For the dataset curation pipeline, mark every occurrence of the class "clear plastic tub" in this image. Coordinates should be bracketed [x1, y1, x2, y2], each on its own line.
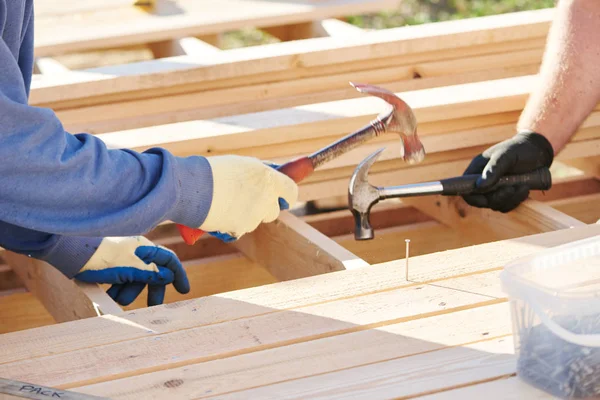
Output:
[500, 235, 600, 399]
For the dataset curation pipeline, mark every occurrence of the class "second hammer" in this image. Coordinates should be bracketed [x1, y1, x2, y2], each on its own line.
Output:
[348, 148, 552, 240]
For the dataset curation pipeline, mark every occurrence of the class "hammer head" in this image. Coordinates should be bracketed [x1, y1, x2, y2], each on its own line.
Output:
[350, 82, 425, 164]
[348, 147, 386, 240]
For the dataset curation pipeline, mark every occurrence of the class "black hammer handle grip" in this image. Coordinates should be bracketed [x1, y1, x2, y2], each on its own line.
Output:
[440, 167, 552, 196]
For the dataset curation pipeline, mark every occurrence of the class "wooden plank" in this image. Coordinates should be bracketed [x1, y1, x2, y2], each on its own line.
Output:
[3, 252, 122, 323]
[0, 265, 22, 292]
[0, 292, 55, 334]
[417, 376, 556, 400]
[548, 192, 600, 224]
[233, 212, 369, 281]
[29, 10, 553, 106]
[336, 221, 472, 265]
[118, 254, 278, 311]
[147, 36, 223, 58]
[402, 196, 585, 245]
[562, 155, 600, 178]
[55, 50, 543, 134]
[73, 302, 513, 399]
[0, 270, 504, 388]
[89, 75, 539, 161]
[33, 58, 70, 74]
[196, 337, 515, 400]
[3, 223, 600, 366]
[34, 0, 402, 56]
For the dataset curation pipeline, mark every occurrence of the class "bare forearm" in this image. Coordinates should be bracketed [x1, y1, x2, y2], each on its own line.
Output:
[517, 0, 600, 154]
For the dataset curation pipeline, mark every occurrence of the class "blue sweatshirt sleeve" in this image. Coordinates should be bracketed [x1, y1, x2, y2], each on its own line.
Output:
[0, 219, 102, 278]
[0, 13, 213, 237]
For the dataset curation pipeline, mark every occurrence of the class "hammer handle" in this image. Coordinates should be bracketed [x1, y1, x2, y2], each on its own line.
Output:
[177, 156, 315, 245]
[440, 167, 552, 196]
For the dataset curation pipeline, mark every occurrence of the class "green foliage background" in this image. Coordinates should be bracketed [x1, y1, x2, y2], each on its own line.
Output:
[222, 0, 556, 48]
[347, 0, 556, 28]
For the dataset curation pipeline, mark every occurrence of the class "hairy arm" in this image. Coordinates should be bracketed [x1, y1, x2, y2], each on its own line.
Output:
[517, 0, 600, 154]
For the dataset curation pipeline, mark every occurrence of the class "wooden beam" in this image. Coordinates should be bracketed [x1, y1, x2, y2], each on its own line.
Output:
[33, 0, 403, 57]
[0, 265, 22, 291]
[73, 302, 512, 399]
[0, 292, 55, 334]
[233, 211, 369, 281]
[403, 196, 585, 245]
[89, 74, 540, 160]
[3, 252, 123, 323]
[549, 192, 600, 224]
[4, 223, 600, 366]
[56, 50, 543, 134]
[562, 155, 600, 179]
[415, 376, 554, 399]
[29, 9, 553, 106]
[33, 57, 70, 74]
[147, 35, 222, 58]
[319, 18, 367, 37]
[0, 270, 505, 389]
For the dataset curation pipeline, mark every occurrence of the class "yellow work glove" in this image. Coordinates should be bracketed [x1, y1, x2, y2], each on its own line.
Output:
[74, 236, 189, 306]
[198, 155, 298, 240]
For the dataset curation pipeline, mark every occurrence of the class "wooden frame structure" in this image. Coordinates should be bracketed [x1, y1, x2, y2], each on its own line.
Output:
[1, 3, 599, 398]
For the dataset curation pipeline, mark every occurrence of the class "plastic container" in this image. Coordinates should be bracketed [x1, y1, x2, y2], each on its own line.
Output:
[500, 234, 600, 399]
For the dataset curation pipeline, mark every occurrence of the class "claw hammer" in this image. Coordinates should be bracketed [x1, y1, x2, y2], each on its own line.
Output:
[348, 148, 552, 240]
[177, 82, 426, 245]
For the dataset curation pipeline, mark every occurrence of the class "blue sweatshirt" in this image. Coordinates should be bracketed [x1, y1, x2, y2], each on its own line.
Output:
[0, 0, 214, 277]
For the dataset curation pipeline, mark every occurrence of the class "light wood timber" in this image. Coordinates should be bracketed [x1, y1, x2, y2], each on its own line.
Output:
[3, 252, 122, 323]
[34, 40, 546, 120]
[88, 75, 544, 162]
[262, 18, 366, 41]
[73, 302, 513, 399]
[3, 224, 600, 366]
[147, 35, 222, 58]
[562, 155, 600, 179]
[233, 211, 369, 281]
[28, 9, 553, 107]
[404, 196, 585, 246]
[33, 58, 70, 75]
[548, 192, 600, 224]
[55, 50, 544, 134]
[33, 0, 403, 57]
[0, 265, 22, 292]
[0, 270, 506, 388]
[114, 253, 278, 311]
[0, 292, 55, 335]
[194, 337, 515, 400]
[416, 376, 556, 399]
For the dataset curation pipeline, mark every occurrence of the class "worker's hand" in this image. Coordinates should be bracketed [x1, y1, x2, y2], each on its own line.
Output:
[74, 236, 190, 307]
[200, 155, 298, 241]
[462, 131, 554, 213]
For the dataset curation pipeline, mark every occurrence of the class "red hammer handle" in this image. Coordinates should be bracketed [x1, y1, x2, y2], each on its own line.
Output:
[176, 156, 314, 245]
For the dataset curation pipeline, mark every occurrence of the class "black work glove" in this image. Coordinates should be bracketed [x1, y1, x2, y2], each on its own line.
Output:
[462, 131, 554, 213]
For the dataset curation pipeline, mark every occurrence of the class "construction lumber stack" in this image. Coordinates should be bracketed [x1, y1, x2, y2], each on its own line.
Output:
[2, 3, 600, 397]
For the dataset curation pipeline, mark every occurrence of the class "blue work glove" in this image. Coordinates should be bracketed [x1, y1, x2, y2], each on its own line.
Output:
[73, 236, 190, 306]
[207, 161, 292, 243]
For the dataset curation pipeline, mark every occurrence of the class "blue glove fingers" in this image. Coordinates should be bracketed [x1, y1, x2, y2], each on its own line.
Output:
[106, 284, 123, 301]
[278, 198, 289, 210]
[75, 266, 174, 285]
[208, 231, 237, 242]
[114, 282, 146, 306]
[147, 283, 166, 307]
[135, 246, 190, 294]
